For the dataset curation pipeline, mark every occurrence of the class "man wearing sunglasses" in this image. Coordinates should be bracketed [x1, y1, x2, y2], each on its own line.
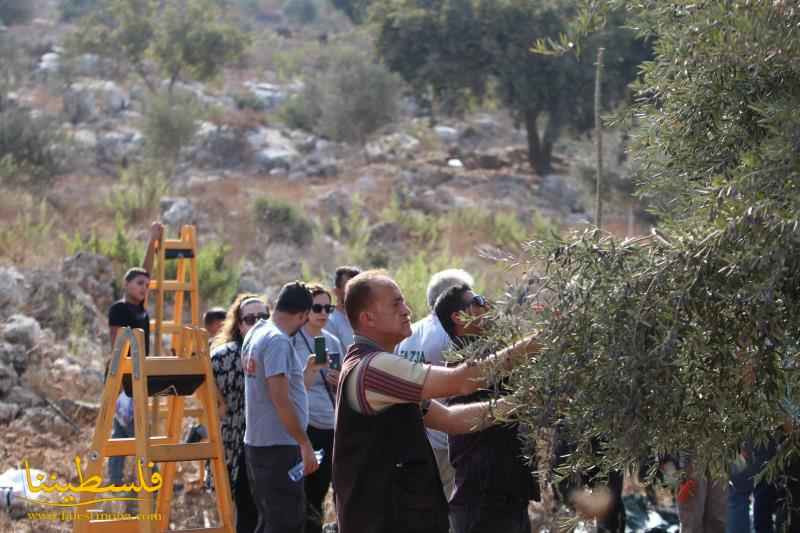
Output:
[435, 284, 537, 533]
[242, 281, 321, 533]
[332, 271, 540, 533]
[396, 268, 475, 504]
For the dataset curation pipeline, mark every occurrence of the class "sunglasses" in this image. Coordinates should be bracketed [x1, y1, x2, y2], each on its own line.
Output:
[468, 294, 488, 308]
[311, 304, 335, 314]
[241, 312, 270, 326]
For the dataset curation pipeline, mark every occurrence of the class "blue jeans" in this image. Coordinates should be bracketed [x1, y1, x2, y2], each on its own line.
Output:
[108, 417, 134, 485]
[727, 443, 779, 533]
[727, 463, 754, 533]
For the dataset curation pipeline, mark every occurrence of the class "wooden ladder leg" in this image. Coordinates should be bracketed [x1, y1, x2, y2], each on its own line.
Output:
[195, 328, 235, 531]
[74, 331, 133, 532]
[132, 328, 157, 533]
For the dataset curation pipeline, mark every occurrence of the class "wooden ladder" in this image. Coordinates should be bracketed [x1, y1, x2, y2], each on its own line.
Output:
[73, 326, 234, 533]
[151, 224, 200, 358]
[147, 225, 208, 482]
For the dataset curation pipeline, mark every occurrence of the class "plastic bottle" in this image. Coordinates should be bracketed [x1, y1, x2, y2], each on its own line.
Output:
[288, 449, 324, 482]
[0, 487, 12, 509]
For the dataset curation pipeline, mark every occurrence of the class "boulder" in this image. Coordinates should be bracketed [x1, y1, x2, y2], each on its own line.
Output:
[16, 407, 75, 439]
[465, 174, 538, 214]
[37, 52, 60, 75]
[0, 341, 17, 372]
[317, 190, 352, 220]
[365, 133, 420, 162]
[74, 53, 113, 78]
[406, 187, 455, 214]
[434, 125, 459, 144]
[255, 147, 296, 171]
[4, 386, 42, 410]
[0, 266, 26, 319]
[97, 127, 144, 164]
[192, 122, 250, 169]
[540, 173, 583, 213]
[248, 127, 299, 171]
[64, 80, 129, 123]
[243, 82, 289, 111]
[2, 315, 42, 350]
[160, 197, 195, 228]
[25, 271, 106, 342]
[467, 148, 509, 170]
[0, 402, 20, 424]
[72, 129, 98, 150]
[400, 167, 452, 190]
[0, 361, 17, 396]
[354, 174, 380, 194]
[62, 252, 115, 312]
[292, 156, 338, 180]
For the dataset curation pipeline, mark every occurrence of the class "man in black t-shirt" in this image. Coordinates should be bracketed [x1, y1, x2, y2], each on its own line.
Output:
[107, 221, 162, 485]
[108, 285, 151, 356]
[435, 284, 539, 533]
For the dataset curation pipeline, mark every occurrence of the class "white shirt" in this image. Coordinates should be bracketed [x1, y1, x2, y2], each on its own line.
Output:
[396, 313, 452, 449]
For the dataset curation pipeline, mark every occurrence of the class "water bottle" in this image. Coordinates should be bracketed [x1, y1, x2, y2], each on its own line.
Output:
[0, 487, 12, 509]
[288, 449, 324, 482]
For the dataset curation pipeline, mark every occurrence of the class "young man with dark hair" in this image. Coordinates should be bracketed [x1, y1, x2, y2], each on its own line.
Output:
[107, 221, 163, 486]
[242, 281, 325, 533]
[332, 271, 540, 533]
[326, 266, 361, 351]
[435, 284, 538, 533]
[204, 307, 228, 340]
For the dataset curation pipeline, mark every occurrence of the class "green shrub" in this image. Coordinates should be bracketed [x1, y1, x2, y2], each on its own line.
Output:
[0, 0, 32, 25]
[59, 0, 99, 21]
[141, 92, 201, 164]
[316, 46, 401, 143]
[279, 91, 322, 132]
[0, 200, 55, 264]
[196, 241, 240, 306]
[106, 163, 170, 224]
[278, 44, 401, 143]
[0, 108, 62, 190]
[282, 0, 317, 24]
[62, 214, 143, 293]
[392, 251, 456, 320]
[252, 196, 315, 247]
[233, 91, 267, 112]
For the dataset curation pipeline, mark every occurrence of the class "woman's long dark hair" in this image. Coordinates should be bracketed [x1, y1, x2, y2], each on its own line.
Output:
[211, 293, 268, 349]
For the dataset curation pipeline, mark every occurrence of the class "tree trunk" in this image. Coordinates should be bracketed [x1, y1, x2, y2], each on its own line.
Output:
[524, 109, 553, 175]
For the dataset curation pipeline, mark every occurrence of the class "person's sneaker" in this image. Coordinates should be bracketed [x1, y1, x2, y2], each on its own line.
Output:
[322, 522, 338, 533]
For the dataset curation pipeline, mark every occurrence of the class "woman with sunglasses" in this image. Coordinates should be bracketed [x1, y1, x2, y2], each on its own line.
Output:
[210, 293, 270, 533]
[293, 284, 343, 533]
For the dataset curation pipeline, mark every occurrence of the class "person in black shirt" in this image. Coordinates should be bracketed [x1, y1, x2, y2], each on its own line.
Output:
[435, 284, 539, 533]
[107, 221, 162, 485]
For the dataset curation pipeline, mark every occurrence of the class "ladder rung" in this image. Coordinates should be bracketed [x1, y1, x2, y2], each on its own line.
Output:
[103, 435, 169, 456]
[160, 407, 205, 417]
[154, 321, 185, 334]
[149, 280, 193, 291]
[163, 239, 193, 250]
[143, 357, 206, 376]
[148, 442, 216, 462]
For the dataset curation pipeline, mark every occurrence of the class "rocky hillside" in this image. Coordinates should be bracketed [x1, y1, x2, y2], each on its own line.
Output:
[0, 2, 646, 530]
